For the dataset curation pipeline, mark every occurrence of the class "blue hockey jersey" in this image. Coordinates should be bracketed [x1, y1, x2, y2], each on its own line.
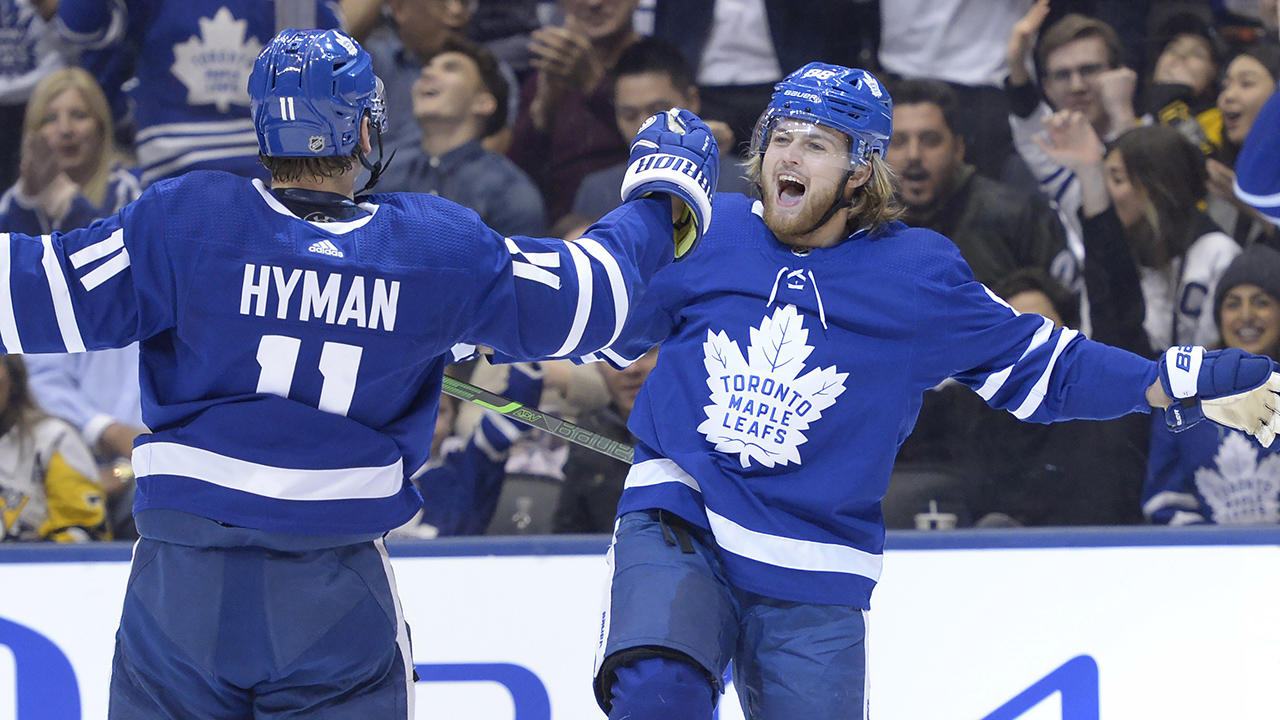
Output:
[0, 171, 675, 536]
[590, 193, 1160, 607]
[1144, 415, 1280, 525]
[1233, 90, 1280, 225]
[54, 0, 343, 186]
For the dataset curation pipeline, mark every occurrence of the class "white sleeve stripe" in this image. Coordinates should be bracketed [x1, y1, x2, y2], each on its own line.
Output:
[69, 228, 124, 268]
[41, 235, 86, 353]
[0, 236, 22, 353]
[513, 261, 561, 289]
[1233, 177, 1280, 208]
[1012, 328, 1079, 420]
[976, 317, 1054, 401]
[79, 246, 130, 292]
[550, 242, 593, 357]
[602, 348, 635, 368]
[572, 236, 628, 348]
[1143, 490, 1201, 517]
[504, 237, 560, 267]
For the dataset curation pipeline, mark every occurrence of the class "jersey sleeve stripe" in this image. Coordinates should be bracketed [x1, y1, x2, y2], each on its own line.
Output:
[0, 236, 23, 353]
[1142, 490, 1201, 517]
[975, 316, 1054, 401]
[68, 228, 124, 268]
[550, 242, 594, 357]
[706, 507, 884, 581]
[573, 236, 629, 348]
[1011, 328, 1079, 419]
[41, 236, 86, 353]
[78, 246, 130, 292]
[504, 237, 561, 267]
[132, 441, 404, 500]
[512, 262, 561, 289]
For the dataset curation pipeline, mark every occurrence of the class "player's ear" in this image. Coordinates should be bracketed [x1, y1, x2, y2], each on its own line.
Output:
[846, 161, 873, 195]
[359, 116, 373, 157]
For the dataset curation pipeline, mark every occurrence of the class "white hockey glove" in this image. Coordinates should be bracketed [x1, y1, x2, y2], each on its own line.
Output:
[621, 107, 718, 260]
[1158, 346, 1280, 447]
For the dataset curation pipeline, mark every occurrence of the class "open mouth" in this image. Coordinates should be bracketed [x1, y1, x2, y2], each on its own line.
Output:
[776, 173, 806, 208]
[1233, 326, 1263, 343]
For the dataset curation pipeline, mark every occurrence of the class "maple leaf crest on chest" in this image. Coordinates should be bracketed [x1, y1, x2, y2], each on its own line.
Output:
[697, 304, 847, 469]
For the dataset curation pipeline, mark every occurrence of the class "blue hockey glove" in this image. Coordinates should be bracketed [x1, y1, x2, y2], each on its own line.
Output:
[475, 363, 544, 459]
[620, 107, 718, 261]
[1158, 346, 1280, 446]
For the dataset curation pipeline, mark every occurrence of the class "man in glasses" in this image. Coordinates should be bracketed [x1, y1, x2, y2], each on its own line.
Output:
[1003, 2, 1140, 337]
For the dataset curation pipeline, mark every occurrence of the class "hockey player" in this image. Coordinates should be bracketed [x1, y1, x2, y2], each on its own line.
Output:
[586, 63, 1280, 720]
[0, 28, 717, 719]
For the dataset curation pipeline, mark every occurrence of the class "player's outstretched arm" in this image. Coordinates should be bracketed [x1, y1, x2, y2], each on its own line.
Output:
[1156, 346, 1280, 447]
[621, 108, 719, 260]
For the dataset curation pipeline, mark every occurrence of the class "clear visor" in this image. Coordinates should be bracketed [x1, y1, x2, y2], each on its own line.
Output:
[749, 115, 859, 171]
[369, 76, 388, 132]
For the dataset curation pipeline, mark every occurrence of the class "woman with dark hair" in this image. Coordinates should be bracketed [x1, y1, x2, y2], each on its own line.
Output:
[1206, 43, 1280, 246]
[1036, 117, 1239, 354]
[1144, 243, 1280, 524]
[0, 355, 108, 542]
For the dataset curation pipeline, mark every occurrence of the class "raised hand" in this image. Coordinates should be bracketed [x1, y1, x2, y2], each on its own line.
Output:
[1032, 110, 1105, 172]
[1008, 0, 1050, 86]
[527, 20, 603, 131]
[621, 108, 719, 260]
[1096, 67, 1138, 129]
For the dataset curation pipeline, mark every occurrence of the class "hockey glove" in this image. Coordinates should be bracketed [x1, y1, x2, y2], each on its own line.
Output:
[1158, 346, 1280, 447]
[620, 107, 718, 261]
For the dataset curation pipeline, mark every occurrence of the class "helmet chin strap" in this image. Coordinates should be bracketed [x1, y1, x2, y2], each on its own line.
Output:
[354, 114, 396, 196]
[798, 167, 856, 238]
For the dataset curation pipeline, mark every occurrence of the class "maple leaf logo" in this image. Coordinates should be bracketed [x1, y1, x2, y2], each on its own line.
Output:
[1194, 432, 1280, 524]
[696, 304, 846, 468]
[170, 7, 263, 112]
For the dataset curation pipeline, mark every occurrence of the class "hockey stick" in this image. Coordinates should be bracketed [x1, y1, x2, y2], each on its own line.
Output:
[441, 375, 635, 464]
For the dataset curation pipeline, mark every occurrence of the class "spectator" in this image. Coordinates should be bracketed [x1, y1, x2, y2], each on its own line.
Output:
[0, 0, 71, 189]
[407, 363, 545, 537]
[572, 38, 750, 220]
[878, 0, 1030, 179]
[0, 67, 144, 538]
[1037, 117, 1240, 353]
[552, 346, 656, 534]
[1144, 12, 1225, 157]
[1144, 243, 1280, 525]
[1005, 5, 1140, 329]
[361, 0, 479, 154]
[0, 354, 108, 542]
[884, 78, 1069, 289]
[507, 0, 639, 224]
[376, 38, 546, 237]
[53, 0, 343, 186]
[1233, 2, 1280, 226]
[1207, 44, 1280, 246]
[0, 67, 140, 233]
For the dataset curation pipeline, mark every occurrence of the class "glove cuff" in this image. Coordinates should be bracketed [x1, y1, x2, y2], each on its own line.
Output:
[621, 154, 714, 235]
[1163, 397, 1205, 432]
[1159, 345, 1204, 399]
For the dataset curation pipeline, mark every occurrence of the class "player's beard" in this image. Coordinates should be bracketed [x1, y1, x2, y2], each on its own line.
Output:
[761, 175, 845, 246]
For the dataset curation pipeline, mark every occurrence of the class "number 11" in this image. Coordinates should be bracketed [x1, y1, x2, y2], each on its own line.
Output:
[256, 334, 363, 417]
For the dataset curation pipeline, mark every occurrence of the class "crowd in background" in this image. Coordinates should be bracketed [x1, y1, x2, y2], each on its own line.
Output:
[2, 0, 1280, 542]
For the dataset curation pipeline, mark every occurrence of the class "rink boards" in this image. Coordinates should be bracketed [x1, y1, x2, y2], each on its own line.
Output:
[1, 527, 1279, 720]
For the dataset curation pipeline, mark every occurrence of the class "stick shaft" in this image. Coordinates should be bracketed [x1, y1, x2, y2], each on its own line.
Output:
[441, 375, 635, 464]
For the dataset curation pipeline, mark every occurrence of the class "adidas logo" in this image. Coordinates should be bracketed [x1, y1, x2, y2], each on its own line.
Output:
[307, 239, 344, 258]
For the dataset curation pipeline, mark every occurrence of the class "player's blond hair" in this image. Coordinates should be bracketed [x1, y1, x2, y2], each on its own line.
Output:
[23, 68, 117, 208]
[744, 149, 904, 235]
